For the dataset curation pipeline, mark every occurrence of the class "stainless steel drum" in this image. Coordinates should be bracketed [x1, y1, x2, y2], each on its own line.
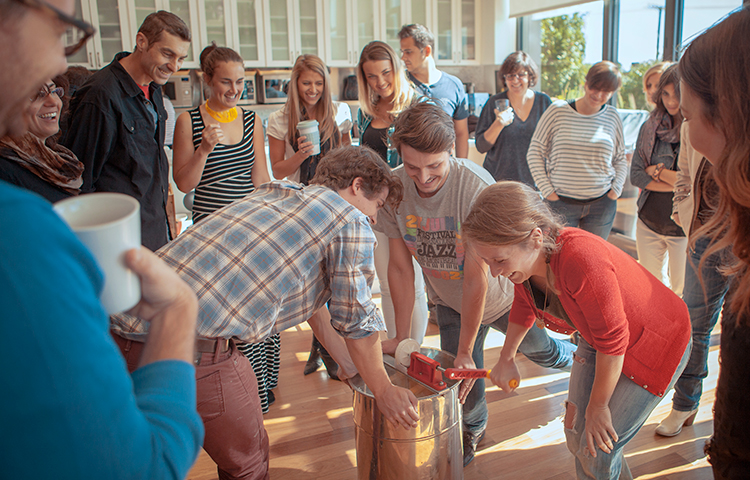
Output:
[351, 347, 463, 480]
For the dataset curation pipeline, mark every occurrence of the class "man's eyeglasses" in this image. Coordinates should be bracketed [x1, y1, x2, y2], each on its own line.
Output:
[31, 84, 65, 102]
[13, 0, 95, 56]
[504, 73, 529, 81]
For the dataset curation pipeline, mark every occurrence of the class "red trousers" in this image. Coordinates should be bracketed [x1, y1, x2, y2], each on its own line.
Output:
[113, 333, 270, 480]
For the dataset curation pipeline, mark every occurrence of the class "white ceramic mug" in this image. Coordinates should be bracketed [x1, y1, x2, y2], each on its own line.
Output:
[298, 119, 321, 155]
[54, 193, 141, 314]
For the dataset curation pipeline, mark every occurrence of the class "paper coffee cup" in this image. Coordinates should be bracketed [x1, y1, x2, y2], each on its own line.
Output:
[495, 98, 509, 111]
[298, 119, 321, 155]
[54, 193, 141, 315]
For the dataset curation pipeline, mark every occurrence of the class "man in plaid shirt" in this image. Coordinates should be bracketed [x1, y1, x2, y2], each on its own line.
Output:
[111, 146, 419, 479]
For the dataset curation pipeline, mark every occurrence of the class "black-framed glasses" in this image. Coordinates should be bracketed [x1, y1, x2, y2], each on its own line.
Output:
[13, 0, 95, 56]
[504, 73, 529, 81]
[31, 84, 65, 102]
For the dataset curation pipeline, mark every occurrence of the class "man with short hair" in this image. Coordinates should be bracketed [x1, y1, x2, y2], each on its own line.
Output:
[63, 10, 191, 250]
[0, 0, 203, 477]
[398, 23, 470, 158]
[112, 146, 420, 479]
[377, 102, 576, 466]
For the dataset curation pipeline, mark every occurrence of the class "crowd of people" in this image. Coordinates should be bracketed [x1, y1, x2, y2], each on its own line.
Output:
[1, 3, 749, 479]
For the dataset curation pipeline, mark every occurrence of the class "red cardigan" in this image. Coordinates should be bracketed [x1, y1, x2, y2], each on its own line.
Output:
[509, 228, 691, 397]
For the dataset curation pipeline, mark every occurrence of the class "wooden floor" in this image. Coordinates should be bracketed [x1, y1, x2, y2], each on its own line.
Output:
[187, 314, 719, 480]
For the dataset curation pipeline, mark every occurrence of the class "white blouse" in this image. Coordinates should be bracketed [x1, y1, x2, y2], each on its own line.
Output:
[266, 101, 353, 182]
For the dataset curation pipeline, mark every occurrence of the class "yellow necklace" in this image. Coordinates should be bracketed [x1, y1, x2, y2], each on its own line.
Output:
[205, 101, 238, 123]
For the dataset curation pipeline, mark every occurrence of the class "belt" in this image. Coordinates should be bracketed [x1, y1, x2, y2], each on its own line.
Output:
[195, 337, 231, 354]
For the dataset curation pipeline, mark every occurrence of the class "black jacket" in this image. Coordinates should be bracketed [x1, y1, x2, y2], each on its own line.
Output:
[63, 52, 171, 251]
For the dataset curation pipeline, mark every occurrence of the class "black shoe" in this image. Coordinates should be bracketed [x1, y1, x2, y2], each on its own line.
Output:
[319, 350, 340, 381]
[462, 428, 486, 467]
[267, 389, 275, 406]
[304, 344, 322, 375]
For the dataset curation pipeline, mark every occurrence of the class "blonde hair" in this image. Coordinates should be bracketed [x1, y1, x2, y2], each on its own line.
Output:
[679, 7, 750, 320]
[356, 41, 416, 119]
[284, 54, 340, 150]
[462, 182, 564, 290]
[642, 61, 671, 96]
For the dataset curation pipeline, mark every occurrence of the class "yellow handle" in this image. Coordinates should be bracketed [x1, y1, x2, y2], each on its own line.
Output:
[485, 370, 518, 389]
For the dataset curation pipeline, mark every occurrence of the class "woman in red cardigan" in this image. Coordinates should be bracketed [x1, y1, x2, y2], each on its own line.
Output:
[462, 181, 691, 480]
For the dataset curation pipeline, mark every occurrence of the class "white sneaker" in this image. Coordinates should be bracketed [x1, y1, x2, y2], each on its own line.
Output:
[655, 408, 698, 437]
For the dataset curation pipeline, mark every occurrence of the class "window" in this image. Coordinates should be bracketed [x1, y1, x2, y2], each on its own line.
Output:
[519, 1, 604, 101]
[617, 0, 666, 110]
[680, 0, 742, 50]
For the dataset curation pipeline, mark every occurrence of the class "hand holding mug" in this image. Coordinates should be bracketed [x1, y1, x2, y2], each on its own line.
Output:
[297, 135, 313, 160]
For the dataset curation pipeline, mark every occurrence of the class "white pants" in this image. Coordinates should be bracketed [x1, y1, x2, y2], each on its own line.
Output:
[635, 218, 688, 297]
[373, 230, 429, 343]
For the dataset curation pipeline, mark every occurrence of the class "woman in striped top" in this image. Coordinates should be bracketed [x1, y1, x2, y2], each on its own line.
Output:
[172, 44, 277, 414]
[172, 44, 270, 222]
[527, 61, 627, 240]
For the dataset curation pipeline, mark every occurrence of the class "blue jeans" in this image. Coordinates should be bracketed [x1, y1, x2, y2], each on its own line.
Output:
[435, 305, 576, 436]
[565, 337, 691, 480]
[671, 235, 730, 412]
[548, 194, 618, 240]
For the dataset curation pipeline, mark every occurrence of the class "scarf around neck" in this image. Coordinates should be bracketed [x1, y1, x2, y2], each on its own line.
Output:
[0, 133, 84, 195]
[638, 109, 681, 168]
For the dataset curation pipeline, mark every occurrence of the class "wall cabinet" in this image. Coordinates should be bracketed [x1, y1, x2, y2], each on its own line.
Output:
[69, 0, 479, 70]
[262, 0, 324, 66]
[434, 0, 479, 65]
[67, 0, 132, 69]
[196, 0, 265, 67]
[324, 0, 380, 67]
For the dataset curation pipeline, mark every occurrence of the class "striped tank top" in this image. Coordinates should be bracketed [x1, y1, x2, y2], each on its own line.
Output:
[189, 107, 257, 223]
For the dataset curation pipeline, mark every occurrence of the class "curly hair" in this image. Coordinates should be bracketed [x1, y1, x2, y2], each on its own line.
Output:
[310, 145, 403, 211]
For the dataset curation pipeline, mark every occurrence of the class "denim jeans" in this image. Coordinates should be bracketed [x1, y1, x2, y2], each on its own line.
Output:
[671, 235, 730, 412]
[548, 194, 618, 240]
[435, 305, 576, 436]
[565, 337, 691, 480]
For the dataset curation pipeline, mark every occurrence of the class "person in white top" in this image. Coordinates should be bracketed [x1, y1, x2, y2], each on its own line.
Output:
[267, 54, 352, 184]
[266, 54, 352, 378]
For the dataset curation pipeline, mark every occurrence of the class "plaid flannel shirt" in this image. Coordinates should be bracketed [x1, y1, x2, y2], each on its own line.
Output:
[111, 181, 385, 342]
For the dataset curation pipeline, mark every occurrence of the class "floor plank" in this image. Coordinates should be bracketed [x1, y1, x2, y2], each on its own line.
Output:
[188, 318, 719, 479]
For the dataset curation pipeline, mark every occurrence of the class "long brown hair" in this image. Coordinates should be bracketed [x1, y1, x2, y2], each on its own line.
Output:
[284, 54, 339, 150]
[356, 41, 416, 119]
[462, 181, 565, 290]
[679, 7, 750, 319]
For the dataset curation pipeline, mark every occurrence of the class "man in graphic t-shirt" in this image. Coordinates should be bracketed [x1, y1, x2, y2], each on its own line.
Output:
[374, 102, 576, 467]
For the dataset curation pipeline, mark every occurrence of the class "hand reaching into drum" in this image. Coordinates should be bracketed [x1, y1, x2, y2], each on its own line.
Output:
[374, 384, 419, 429]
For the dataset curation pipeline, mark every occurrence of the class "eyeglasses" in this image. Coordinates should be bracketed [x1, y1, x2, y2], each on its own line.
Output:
[31, 84, 65, 102]
[503, 73, 529, 81]
[13, 0, 95, 56]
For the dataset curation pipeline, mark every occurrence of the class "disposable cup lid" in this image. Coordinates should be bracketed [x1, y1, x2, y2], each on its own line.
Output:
[297, 119, 319, 130]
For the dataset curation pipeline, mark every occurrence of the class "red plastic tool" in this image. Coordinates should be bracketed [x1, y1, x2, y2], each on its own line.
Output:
[406, 351, 491, 390]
